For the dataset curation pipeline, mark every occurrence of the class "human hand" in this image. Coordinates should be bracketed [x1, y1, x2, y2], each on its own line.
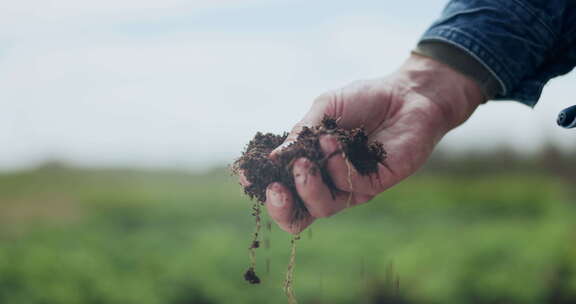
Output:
[252, 54, 485, 234]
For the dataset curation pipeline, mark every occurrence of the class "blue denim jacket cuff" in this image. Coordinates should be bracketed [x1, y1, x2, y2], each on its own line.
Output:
[420, 26, 540, 107]
[414, 40, 501, 100]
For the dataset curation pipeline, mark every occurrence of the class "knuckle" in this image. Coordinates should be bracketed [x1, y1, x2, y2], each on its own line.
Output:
[290, 122, 306, 136]
[314, 91, 335, 105]
[312, 89, 345, 118]
[320, 134, 340, 151]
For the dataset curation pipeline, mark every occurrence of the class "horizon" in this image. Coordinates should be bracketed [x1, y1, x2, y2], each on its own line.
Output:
[1, 0, 575, 171]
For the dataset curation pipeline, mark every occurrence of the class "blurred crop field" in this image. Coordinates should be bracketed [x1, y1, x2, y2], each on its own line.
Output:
[1, 149, 576, 304]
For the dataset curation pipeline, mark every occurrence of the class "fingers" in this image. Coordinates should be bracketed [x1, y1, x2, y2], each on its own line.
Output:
[265, 182, 314, 234]
[293, 158, 342, 218]
[264, 155, 377, 234]
[292, 158, 372, 218]
[319, 135, 386, 196]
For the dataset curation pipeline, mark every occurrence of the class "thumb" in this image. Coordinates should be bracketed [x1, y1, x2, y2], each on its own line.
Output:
[270, 94, 334, 159]
[269, 118, 321, 160]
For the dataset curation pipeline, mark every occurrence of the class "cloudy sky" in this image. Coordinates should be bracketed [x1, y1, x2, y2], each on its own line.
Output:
[1, 0, 575, 171]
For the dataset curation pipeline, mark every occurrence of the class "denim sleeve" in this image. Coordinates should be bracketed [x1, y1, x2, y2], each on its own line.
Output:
[420, 0, 576, 107]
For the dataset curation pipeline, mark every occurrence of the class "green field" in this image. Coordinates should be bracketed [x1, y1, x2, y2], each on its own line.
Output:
[0, 159, 575, 304]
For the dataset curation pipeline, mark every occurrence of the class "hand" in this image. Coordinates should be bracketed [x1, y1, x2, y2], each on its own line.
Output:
[261, 54, 485, 234]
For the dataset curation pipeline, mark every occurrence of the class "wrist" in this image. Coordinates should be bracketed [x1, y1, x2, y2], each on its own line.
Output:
[414, 41, 501, 99]
[394, 53, 484, 131]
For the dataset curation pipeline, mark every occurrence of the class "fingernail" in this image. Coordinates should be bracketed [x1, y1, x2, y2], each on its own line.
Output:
[267, 184, 285, 207]
[294, 172, 307, 186]
[294, 165, 309, 185]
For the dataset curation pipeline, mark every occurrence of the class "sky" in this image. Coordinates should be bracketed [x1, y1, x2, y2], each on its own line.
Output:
[1, 0, 575, 171]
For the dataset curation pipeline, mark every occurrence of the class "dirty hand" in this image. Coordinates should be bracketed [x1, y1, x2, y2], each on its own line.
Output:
[265, 54, 485, 234]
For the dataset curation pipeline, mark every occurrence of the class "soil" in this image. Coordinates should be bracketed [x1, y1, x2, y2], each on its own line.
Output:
[233, 116, 386, 221]
[232, 116, 386, 286]
[243, 267, 260, 284]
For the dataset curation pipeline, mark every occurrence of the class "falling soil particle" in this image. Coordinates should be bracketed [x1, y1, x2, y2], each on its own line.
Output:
[244, 267, 260, 284]
[284, 235, 300, 304]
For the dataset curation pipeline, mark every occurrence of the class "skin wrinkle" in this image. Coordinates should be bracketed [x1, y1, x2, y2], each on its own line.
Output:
[337, 88, 346, 121]
[370, 168, 385, 196]
[371, 83, 400, 136]
[402, 56, 483, 130]
[369, 81, 392, 131]
[360, 82, 389, 134]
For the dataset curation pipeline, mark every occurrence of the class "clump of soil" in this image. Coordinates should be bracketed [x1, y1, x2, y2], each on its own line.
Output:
[232, 116, 386, 286]
[244, 267, 260, 284]
[233, 116, 385, 221]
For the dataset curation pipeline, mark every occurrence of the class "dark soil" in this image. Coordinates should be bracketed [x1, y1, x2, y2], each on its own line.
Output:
[243, 267, 260, 284]
[233, 116, 386, 221]
[232, 116, 386, 285]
